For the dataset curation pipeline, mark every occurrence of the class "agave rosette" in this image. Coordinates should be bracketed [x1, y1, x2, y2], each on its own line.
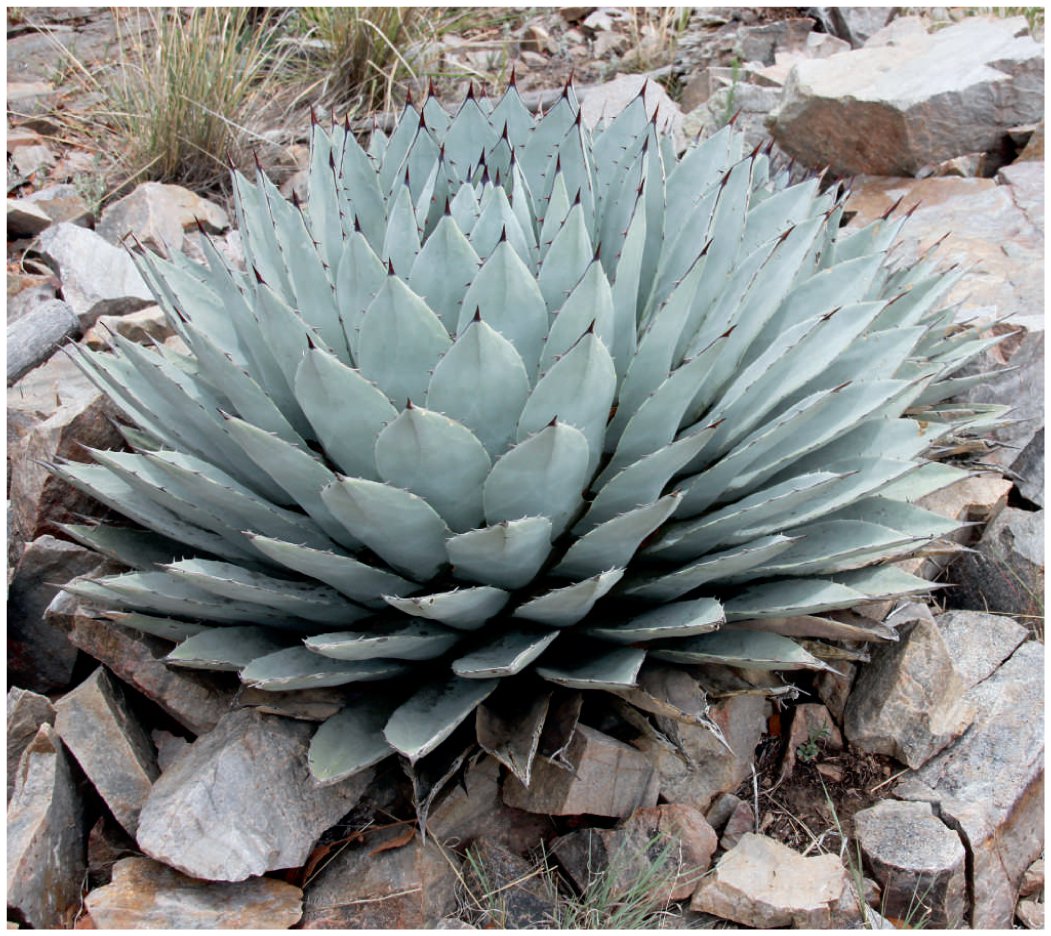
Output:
[58, 80, 1002, 786]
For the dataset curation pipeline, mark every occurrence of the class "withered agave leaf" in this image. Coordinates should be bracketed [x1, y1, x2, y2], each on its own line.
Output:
[60, 81, 995, 790]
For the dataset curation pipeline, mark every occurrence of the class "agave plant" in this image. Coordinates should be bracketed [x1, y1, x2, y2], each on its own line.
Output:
[59, 79, 1002, 793]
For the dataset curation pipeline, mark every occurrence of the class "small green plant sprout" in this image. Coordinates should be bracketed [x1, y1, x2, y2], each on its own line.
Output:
[797, 724, 833, 764]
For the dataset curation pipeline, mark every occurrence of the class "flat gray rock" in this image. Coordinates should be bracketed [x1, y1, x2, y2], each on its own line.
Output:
[36, 222, 152, 327]
[6, 687, 55, 801]
[844, 605, 975, 769]
[86, 856, 303, 929]
[7, 723, 86, 929]
[54, 667, 159, 836]
[136, 708, 372, 882]
[8, 534, 103, 691]
[67, 613, 236, 735]
[899, 640, 1044, 928]
[854, 799, 967, 927]
[771, 16, 1044, 175]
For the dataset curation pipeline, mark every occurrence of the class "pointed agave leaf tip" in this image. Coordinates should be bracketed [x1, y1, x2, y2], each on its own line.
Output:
[499, 224, 507, 243]
[572, 188, 582, 206]
[508, 64, 517, 86]
[776, 224, 795, 245]
[328, 150, 336, 170]
[306, 333, 317, 350]
[310, 105, 319, 126]
[882, 194, 906, 220]
[193, 216, 207, 235]
[832, 379, 853, 393]
[547, 416, 559, 428]
[427, 76, 438, 98]
[344, 112, 352, 132]
[727, 107, 743, 127]
[387, 258, 396, 276]
[252, 149, 263, 172]
[443, 195, 452, 216]
[353, 214, 362, 233]
[472, 306, 482, 323]
[749, 139, 762, 160]
[822, 305, 842, 322]
[291, 189, 302, 209]
[253, 266, 267, 285]
[466, 81, 475, 100]
[763, 138, 776, 156]
[585, 318, 597, 335]
[904, 199, 923, 219]
[406, 398, 415, 409]
[593, 240, 601, 261]
[700, 238, 713, 257]
[405, 87, 414, 106]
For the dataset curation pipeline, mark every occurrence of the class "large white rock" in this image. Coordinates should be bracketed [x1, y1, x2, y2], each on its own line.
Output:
[691, 833, 860, 927]
[135, 708, 372, 882]
[770, 16, 1044, 175]
[898, 640, 1044, 928]
[36, 222, 153, 327]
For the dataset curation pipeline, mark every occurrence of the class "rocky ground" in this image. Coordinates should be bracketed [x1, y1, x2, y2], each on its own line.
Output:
[6, 6, 1045, 930]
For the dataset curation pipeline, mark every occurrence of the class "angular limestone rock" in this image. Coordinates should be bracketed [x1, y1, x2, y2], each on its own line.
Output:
[67, 614, 236, 735]
[6, 687, 55, 801]
[502, 725, 658, 818]
[136, 708, 372, 882]
[899, 640, 1044, 928]
[97, 182, 229, 258]
[7, 724, 86, 929]
[36, 222, 152, 326]
[301, 825, 459, 928]
[854, 799, 967, 927]
[844, 605, 975, 769]
[54, 667, 159, 836]
[771, 17, 1044, 176]
[8, 534, 102, 691]
[86, 857, 303, 929]
[691, 833, 859, 927]
[935, 610, 1028, 690]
